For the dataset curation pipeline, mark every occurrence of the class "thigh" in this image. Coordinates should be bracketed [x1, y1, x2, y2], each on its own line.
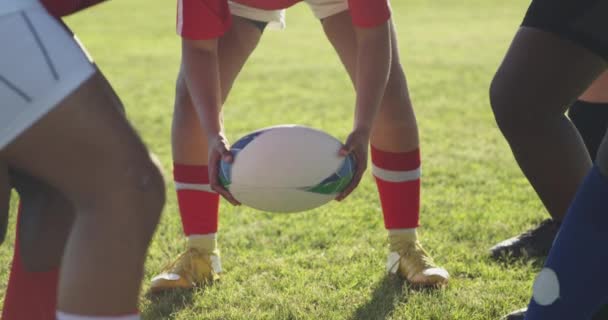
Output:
[218, 15, 264, 101]
[322, 13, 412, 124]
[3, 73, 159, 212]
[491, 27, 606, 120]
[173, 15, 264, 164]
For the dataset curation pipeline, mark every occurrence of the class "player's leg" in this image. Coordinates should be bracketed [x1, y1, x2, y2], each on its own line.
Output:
[2, 171, 71, 320]
[1, 72, 166, 317]
[489, 28, 604, 233]
[491, 71, 608, 262]
[12, 170, 74, 271]
[569, 71, 608, 160]
[0, 64, 151, 320]
[489, 0, 608, 318]
[321, 11, 448, 287]
[489, 28, 604, 263]
[149, 13, 269, 293]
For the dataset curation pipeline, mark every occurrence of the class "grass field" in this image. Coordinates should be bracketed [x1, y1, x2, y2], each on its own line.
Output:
[0, 0, 554, 319]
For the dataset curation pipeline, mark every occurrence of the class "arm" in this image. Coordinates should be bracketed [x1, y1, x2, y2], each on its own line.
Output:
[352, 21, 391, 135]
[181, 38, 240, 205]
[338, 21, 391, 200]
[182, 38, 223, 138]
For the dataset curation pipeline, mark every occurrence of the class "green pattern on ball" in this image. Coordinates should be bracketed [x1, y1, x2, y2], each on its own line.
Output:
[304, 172, 354, 195]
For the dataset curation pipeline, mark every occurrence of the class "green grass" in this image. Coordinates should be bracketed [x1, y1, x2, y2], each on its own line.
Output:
[0, 0, 553, 319]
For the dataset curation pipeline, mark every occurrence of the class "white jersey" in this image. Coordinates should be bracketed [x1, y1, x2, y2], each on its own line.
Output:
[0, 0, 95, 150]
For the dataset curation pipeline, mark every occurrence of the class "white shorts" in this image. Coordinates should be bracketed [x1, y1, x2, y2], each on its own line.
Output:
[0, 0, 95, 150]
[228, 0, 348, 29]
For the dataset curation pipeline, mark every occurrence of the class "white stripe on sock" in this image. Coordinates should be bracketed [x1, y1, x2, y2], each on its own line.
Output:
[372, 165, 421, 183]
[174, 182, 215, 193]
[388, 228, 417, 236]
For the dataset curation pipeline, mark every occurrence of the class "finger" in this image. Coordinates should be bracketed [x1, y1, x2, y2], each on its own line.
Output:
[208, 157, 240, 206]
[336, 171, 363, 201]
[336, 162, 366, 201]
[339, 140, 354, 156]
[221, 149, 234, 163]
[215, 140, 235, 163]
[211, 183, 241, 206]
[339, 146, 351, 157]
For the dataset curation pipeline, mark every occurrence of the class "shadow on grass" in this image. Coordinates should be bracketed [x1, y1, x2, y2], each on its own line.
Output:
[350, 275, 406, 320]
[141, 288, 198, 319]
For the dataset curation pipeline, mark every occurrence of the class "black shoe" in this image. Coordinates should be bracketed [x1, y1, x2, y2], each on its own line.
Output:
[490, 219, 560, 261]
[501, 308, 526, 320]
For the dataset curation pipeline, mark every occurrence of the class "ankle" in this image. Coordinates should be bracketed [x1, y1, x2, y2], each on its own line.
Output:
[388, 228, 417, 252]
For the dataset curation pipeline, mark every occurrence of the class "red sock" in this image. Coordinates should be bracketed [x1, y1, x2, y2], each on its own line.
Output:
[173, 164, 220, 236]
[371, 146, 421, 229]
[2, 204, 59, 320]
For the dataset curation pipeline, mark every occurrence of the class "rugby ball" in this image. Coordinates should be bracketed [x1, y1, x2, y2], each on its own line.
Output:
[219, 125, 356, 213]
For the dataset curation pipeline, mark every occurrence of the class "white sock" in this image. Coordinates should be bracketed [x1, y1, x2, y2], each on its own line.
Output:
[56, 312, 140, 320]
[388, 228, 417, 252]
[388, 228, 417, 237]
[188, 233, 217, 253]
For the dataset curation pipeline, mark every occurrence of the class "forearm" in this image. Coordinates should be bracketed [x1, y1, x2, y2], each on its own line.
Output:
[353, 22, 391, 132]
[181, 39, 223, 137]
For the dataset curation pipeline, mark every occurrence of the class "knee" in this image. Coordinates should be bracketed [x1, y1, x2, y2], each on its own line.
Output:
[92, 155, 166, 242]
[489, 72, 532, 137]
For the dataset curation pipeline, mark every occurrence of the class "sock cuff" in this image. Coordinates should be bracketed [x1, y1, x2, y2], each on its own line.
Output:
[388, 228, 417, 236]
[188, 233, 218, 252]
[173, 163, 209, 184]
[370, 146, 420, 171]
[56, 312, 140, 320]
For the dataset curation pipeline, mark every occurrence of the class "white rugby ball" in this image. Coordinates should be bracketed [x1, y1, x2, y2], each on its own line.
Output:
[219, 125, 356, 213]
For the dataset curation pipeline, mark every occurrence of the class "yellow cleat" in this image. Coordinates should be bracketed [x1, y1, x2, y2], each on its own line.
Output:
[387, 233, 449, 288]
[148, 248, 221, 294]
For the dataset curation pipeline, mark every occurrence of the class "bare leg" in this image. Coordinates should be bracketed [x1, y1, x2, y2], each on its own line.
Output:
[1, 72, 165, 315]
[10, 169, 74, 271]
[321, 13, 418, 152]
[567, 71, 608, 160]
[322, 12, 448, 287]
[1, 176, 68, 320]
[490, 27, 606, 221]
[149, 16, 265, 293]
